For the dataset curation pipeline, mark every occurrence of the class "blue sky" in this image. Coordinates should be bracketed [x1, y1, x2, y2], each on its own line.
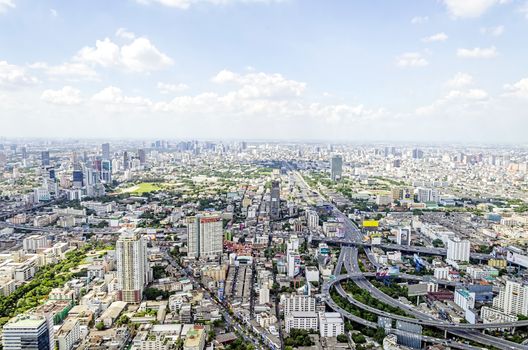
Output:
[1, 0, 528, 142]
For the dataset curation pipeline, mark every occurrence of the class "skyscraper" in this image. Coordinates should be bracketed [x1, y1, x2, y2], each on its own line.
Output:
[101, 159, 112, 183]
[270, 180, 281, 220]
[138, 148, 146, 165]
[116, 232, 151, 303]
[123, 151, 129, 170]
[101, 143, 110, 160]
[331, 155, 342, 181]
[41, 151, 50, 167]
[187, 214, 223, 259]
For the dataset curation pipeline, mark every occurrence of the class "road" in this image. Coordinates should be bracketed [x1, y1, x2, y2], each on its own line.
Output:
[290, 167, 527, 350]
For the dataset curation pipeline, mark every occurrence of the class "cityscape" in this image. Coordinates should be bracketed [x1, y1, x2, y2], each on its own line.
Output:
[2, 1, 528, 350]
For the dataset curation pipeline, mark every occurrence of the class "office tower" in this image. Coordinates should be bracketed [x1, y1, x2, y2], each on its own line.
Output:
[330, 155, 342, 181]
[138, 148, 146, 165]
[116, 232, 151, 303]
[492, 280, 528, 316]
[393, 159, 401, 168]
[101, 159, 112, 183]
[2, 315, 53, 350]
[72, 169, 84, 189]
[412, 148, 424, 159]
[270, 181, 281, 220]
[187, 214, 223, 259]
[21, 147, 27, 160]
[123, 151, 129, 170]
[447, 238, 470, 262]
[101, 143, 110, 160]
[41, 151, 50, 167]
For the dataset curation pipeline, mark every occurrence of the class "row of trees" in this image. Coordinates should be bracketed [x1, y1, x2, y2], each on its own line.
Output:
[0, 244, 93, 327]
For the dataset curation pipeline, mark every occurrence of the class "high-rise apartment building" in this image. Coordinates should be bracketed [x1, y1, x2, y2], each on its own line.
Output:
[187, 214, 223, 259]
[447, 238, 470, 262]
[493, 280, 528, 316]
[116, 232, 152, 303]
[331, 155, 342, 181]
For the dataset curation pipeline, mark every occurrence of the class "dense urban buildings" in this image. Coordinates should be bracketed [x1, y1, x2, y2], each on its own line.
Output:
[0, 139, 527, 350]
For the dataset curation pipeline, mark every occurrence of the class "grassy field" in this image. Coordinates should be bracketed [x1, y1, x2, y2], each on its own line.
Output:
[120, 182, 161, 194]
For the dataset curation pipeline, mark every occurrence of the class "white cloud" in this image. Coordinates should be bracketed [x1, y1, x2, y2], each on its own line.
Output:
[480, 25, 504, 37]
[0, 0, 15, 14]
[457, 46, 497, 58]
[422, 32, 448, 43]
[411, 16, 429, 24]
[75, 36, 173, 72]
[92, 86, 152, 107]
[41, 86, 82, 105]
[136, 0, 285, 10]
[443, 0, 507, 18]
[116, 28, 136, 40]
[445, 89, 488, 100]
[446, 72, 474, 88]
[30, 62, 99, 81]
[504, 78, 528, 98]
[50, 8, 58, 17]
[416, 88, 489, 115]
[395, 52, 429, 68]
[0, 61, 39, 87]
[157, 82, 189, 94]
[212, 69, 306, 98]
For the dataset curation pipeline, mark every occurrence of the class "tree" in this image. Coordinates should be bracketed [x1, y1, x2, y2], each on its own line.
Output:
[337, 334, 348, 343]
[95, 321, 105, 331]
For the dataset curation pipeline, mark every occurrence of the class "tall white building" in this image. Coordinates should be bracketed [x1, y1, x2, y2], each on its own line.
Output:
[447, 238, 470, 262]
[493, 280, 528, 316]
[187, 214, 223, 259]
[306, 210, 319, 230]
[259, 283, 270, 305]
[287, 251, 301, 278]
[116, 231, 152, 303]
[283, 295, 316, 314]
[318, 312, 344, 337]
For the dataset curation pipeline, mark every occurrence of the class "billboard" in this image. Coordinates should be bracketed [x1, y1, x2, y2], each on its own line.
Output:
[376, 266, 400, 277]
[507, 251, 528, 268]
[363, 220, 379, 228]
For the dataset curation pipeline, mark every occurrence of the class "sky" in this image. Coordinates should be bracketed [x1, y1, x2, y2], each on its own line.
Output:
[1, 0, 528, 143]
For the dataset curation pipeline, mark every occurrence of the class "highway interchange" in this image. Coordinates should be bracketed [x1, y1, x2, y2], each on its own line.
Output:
[290, 168, 528, 350]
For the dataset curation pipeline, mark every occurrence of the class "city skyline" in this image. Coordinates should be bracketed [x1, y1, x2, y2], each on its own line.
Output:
[1, 0, 528, 141]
